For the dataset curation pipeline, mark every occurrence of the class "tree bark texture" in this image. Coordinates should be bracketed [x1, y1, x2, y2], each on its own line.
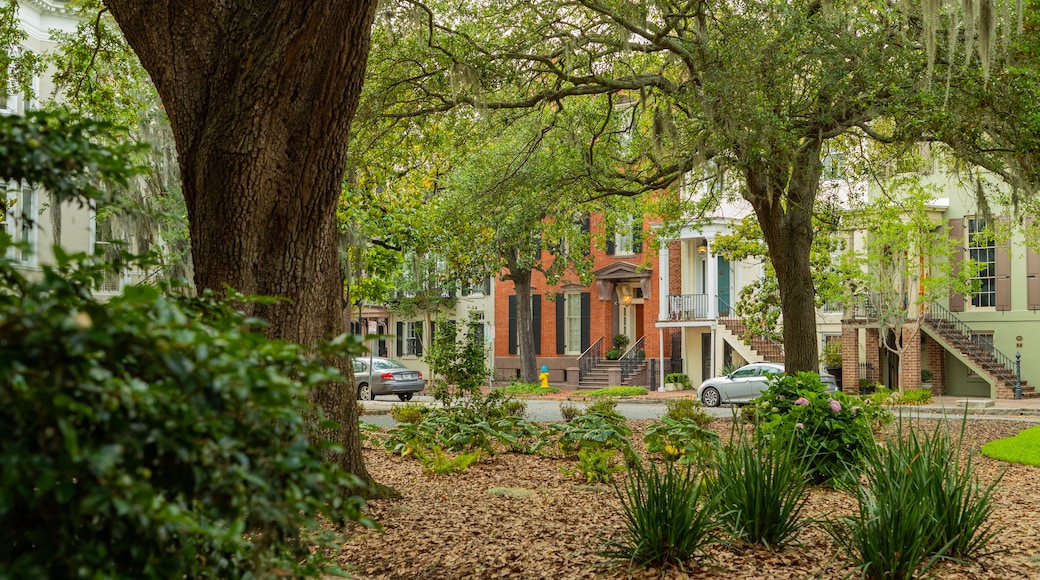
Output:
[744, 141, 823, 375]
[103, 1, 379, 482]
[504, 252, 538, 384]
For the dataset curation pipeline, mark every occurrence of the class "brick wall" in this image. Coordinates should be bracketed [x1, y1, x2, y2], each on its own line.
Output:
[923, 334, 946, 395]
[865, 328, 881, 385]
[841, 327, 860, 394]
[900, 326, 921, 390]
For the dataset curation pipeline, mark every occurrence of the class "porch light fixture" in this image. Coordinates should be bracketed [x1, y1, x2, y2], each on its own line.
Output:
[697, 240, 707, 254]
[621, 287, 633, 306]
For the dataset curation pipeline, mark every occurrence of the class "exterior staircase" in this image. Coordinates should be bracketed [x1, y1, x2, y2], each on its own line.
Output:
[717, 315, 785, 364]
[577, 359, 650, 389]
[921, 303, 1035, 399]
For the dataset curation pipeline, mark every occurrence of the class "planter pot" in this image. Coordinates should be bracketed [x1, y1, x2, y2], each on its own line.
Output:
[664, 383, 681, 392]
[921, 382, 934, 392]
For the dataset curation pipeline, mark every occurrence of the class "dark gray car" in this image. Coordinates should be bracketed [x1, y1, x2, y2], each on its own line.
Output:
[696, 362, 838, 407]
[352, 357, 425, 401]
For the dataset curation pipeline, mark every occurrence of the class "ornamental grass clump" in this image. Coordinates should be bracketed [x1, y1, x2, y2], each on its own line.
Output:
[828, 420, 1003, 579]
[603, 458, 718, 571]
[710, 427, 809, 549]
[755, 372, 885, 485]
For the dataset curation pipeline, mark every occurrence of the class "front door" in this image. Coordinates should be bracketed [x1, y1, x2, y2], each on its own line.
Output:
[718, 257, 731, 315]
[701, 333, 711, 382]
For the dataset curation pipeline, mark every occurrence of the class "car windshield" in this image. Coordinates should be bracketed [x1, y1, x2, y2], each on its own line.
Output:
[373, 359, 405, 370]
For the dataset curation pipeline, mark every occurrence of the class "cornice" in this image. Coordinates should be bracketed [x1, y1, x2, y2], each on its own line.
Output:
[20, 0, 69, 15]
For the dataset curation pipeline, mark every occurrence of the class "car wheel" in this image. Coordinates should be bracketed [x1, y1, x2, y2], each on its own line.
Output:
[701, 387, 721, 407]
[397, 393, 413, 402]
[357, 383, 374, 401]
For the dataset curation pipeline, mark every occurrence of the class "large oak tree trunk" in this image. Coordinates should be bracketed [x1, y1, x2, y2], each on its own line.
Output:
[504, 252, 538, 383]
[744, 143, 823, 374]
[103, 1, 379, 483]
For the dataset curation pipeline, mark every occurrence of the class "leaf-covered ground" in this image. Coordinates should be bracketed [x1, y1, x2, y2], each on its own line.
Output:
[337, 419, 1040, 579]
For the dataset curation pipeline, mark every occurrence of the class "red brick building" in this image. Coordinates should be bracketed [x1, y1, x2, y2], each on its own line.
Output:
[493, 215, 680, 388]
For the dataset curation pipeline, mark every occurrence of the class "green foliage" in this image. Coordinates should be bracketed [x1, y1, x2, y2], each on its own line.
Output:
[583, 396, 625, 425]
[602, 459, 718, 570]
[721, 362, 739, 376]
[499, 382, 560, 395]
[612, 334, 630, 350]
[664, 398, 711, 427]
[664, 373, 692, 389]
[829, 421, 1002, 578]
[584, 386, 647, 398]
[982, 425, 1040, 466]
[573, 448, 625, 484]
[425, 312, 489, 406]
[604, 347, 622, 360]
[822, 342, 843, 368]
[643, 418, 720, 466]
[710, 428, 809, 549]
[548, 412, 633, 461]
[894, 388, 933, 405]
[0, 253, 377, 578]
[412, 445, 485, 475]
[754, 373, 885, 485]
[390, 403, 431, 424]
[559, 401, 581, 422]
[920, 368, 935, 383]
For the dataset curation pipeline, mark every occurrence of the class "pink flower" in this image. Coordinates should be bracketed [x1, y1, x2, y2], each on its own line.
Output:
[829, 399, 842, 413]
[851, 406, 861, 413]
[795, 423, 804, 429]
[795, 397, 810, 406]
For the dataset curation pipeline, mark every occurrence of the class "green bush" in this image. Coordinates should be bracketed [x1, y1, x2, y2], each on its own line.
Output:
[390, 403, 431, 424]
[828, 421, 1002, 577]
[643, 418, 720, 466]
[664, 372, 692, 389]
[548, 412, 633, 460]
[602, 459, 718, 570]
[665, 398, 711, 427]
[585, 386, 648, 398]
[559, 401, 582, 422]
[605, 347, 622, 360]
[710, 428, 809, 548]
[0, 262, 376, 578]
[583, 396, 625, 425]
[755, 372, 885, 485]
[894, 388, 932, 405]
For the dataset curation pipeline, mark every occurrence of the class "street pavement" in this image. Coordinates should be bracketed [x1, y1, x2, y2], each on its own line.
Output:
[359, 390, 1040, 427]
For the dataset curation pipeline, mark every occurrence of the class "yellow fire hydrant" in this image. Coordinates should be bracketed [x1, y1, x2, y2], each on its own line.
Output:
[539, 365, 550, 388]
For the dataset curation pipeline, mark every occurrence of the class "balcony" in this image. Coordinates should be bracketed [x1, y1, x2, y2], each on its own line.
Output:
[666, 294, 711, 321]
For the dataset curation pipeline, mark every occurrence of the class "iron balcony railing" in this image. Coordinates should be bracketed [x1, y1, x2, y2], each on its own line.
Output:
[577, 337, 603, 382]
[666, 293, 710, 320]
[619, 336, 646, 381]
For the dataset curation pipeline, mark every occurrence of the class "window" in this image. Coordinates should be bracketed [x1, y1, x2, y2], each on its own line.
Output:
[967, 218, 996, 308]
[615, 224, 634, 255]
[3, 181, 36, 265]
[401, 321, 423, 356]
[565, 292, 582, 354]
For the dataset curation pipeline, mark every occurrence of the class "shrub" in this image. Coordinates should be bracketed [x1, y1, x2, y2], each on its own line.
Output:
[574, 448, 625, 483]
[602, 459, 718, 570]
[828, 421, 1002, 577]
[585, 386, 648, 398]
[644, 418, 720, 466]
[559, 402, 582, 422]
[412, 445, 485, 475]
[755, 372, 884, 485]
[612, 334, 630, 350]
[548, 412, 633, 460]
[0, 261, 376, 578]
[584, 396, 625, 425]
[823, 342, 843, 368]
[664, 372, 692, 389]
[665, 398, 711, 427]
[894, 388, 932, 405]
[920, 368, 935, 383]
[605, 347, 622, 360]
[425, 311, 489, 407]
[390, 403, 431, 424]
[721, 362, 739, 376]
[710, 428, 809, 548]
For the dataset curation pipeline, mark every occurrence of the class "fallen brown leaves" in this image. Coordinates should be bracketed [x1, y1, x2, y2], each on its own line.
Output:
[336, 418, 1040, 579]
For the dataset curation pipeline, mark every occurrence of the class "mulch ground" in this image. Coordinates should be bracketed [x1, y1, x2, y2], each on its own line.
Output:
[336, 418, 1040, 579]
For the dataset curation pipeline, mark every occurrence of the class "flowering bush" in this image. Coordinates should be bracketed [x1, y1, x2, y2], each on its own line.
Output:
[754, 373, 888, 485]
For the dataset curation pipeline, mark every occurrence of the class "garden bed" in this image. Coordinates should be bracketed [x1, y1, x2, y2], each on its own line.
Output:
[338, 418, 1040, 579]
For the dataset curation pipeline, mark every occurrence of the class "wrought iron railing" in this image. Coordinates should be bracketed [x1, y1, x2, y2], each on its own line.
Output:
[619, 336, 646, 380]
[666, 294, 710, 320]
[923, 302, 1017, 380]
[577, 337, 603, 381]
[852, 293, 879, 319]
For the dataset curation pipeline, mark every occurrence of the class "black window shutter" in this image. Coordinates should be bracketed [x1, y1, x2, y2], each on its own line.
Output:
[484, 276, 491, 295]
[556, 293, 566, 354]
[580, 292, 591, 352]
[429, 320, 437, 344]
[632, 217, 643, 254]
[532, 294, 542, 355]
[605, 230, 615, 255]
[508, 295, 517, 354]
[396, 321, 404, 356]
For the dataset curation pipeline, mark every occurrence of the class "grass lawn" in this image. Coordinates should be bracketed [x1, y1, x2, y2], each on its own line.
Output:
[497, 383, 561, 395]
[584, 386, 648, 397]
[981, 424, 1040, 466]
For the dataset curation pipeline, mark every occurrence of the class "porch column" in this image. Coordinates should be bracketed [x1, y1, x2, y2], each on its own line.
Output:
[706, 239, 718, 319]
[842, 327, 859, 394]
[900, 326, 921, 390]
[658, 243, 670, 321]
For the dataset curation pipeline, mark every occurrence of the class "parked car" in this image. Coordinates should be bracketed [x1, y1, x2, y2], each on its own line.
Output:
[352, 357, 425, 401]
[696, 362, 838, 407]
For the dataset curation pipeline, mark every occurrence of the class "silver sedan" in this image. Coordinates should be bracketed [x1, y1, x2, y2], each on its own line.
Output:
[352, 357, 425, 402]
[696, 362, 838, 407]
